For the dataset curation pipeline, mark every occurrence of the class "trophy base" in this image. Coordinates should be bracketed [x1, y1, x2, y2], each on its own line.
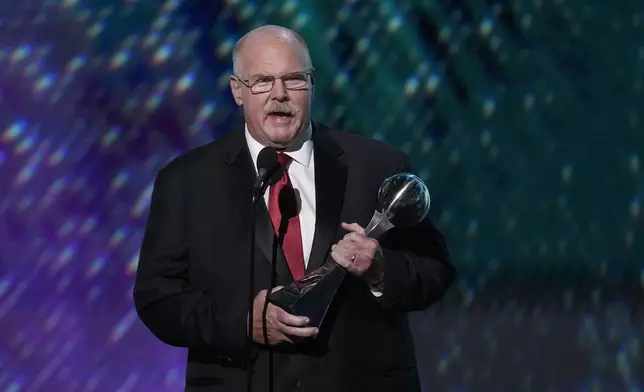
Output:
[268, 263, 347, 328]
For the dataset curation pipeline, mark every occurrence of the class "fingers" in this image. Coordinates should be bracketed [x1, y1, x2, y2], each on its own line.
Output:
[331, 244, 359, 274]
[281, 325, 319, 338]
[340, 223, 378, 251]
[277, 310, 310, 328]
[343, 232, 365, 243]
[331, 230, 379, 277]
[253, 299, 318, 345]
[343, 232, 379, 253]
[274, 308, 318, 340]
[331, 244, 353, 265]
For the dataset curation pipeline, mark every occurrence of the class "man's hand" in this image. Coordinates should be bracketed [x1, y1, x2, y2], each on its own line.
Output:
[331, 222, 383, 281]
[249, 287, 319, 345]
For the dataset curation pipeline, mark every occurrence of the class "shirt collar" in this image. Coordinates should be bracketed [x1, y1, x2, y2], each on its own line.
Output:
[244, 122, 313, 169]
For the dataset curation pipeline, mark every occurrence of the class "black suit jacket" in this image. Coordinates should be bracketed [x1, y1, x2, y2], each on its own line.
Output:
[133, 122, 455, 392]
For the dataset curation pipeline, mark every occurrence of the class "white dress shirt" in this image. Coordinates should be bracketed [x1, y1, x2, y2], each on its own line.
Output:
[245, 123, 316, 267]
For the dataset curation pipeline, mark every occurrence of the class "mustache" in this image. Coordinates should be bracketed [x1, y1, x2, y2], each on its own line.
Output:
[264, 102, 297, 116]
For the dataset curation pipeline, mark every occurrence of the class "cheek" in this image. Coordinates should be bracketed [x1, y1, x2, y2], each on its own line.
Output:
[245, 98, 266, 117]
[292, 95, 312, 115]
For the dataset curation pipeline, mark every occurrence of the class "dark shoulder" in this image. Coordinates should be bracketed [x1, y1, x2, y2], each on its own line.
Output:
[317, 123, 407, 166]
[158, 143, 212, 177]
[156, 131, 235, 178]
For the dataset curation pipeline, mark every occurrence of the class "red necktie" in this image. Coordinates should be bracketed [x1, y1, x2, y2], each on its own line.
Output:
[268, 153, 306, 280]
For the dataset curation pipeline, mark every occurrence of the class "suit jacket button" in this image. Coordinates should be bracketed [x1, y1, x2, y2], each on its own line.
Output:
[295, 380, 303, 390]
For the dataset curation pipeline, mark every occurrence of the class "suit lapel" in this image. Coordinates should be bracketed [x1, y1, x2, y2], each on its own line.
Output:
[220, 128, 294, 283]
[306, 125, 347, 272]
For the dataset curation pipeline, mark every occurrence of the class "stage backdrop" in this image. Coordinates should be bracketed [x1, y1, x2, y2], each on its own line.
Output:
[1, 0, 642, 391]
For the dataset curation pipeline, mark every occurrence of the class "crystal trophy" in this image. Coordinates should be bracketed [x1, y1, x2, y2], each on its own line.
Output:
[268, 173, 431, 327]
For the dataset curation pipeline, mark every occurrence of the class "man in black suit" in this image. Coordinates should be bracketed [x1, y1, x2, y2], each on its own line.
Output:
[134, 25, 455, 392]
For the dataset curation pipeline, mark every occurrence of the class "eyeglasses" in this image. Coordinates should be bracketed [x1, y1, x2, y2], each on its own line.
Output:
[234, 68, 314, 94]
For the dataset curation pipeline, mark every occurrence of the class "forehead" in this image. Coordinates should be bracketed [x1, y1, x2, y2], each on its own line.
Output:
[239, 35, 309, 76]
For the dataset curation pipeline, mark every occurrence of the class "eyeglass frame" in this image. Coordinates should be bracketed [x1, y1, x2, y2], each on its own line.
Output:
[232, 68, 315, 95]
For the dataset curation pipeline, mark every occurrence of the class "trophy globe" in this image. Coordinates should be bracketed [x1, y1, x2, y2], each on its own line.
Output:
[364, 173, 431, 239]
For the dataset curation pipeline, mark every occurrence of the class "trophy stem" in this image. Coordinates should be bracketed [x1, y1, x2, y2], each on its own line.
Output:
[364, 210, 394, 239]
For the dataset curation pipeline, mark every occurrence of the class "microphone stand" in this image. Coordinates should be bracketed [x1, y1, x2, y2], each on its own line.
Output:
[247, 179, 273, 392]
[247, 190, 259, 392]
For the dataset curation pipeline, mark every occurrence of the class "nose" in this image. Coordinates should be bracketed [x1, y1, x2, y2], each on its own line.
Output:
[270, 78, 289, 101]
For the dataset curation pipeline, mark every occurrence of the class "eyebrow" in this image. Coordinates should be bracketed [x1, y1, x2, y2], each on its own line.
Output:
[247, 71, 306, 79]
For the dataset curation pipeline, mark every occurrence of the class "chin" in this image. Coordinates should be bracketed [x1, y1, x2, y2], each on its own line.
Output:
[264, 119, 302, 144]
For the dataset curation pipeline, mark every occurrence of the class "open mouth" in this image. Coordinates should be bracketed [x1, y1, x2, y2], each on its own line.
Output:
[268, 111, 295, 118]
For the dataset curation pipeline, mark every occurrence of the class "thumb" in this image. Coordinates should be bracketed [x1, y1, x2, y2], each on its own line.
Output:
[341, 222, 365, 235]
[271, 286, 284, 293]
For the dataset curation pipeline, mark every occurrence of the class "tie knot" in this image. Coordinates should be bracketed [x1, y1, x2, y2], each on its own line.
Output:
[278, 152, 293, 168]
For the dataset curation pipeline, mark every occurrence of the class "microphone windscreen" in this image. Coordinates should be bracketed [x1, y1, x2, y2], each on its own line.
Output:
[256, 147, 278, 173]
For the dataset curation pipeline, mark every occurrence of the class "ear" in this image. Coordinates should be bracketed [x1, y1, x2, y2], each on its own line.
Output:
[230, 76, 243, 106]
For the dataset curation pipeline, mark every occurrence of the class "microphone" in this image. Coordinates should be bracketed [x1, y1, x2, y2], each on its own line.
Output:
[253, 147, 283, 204]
